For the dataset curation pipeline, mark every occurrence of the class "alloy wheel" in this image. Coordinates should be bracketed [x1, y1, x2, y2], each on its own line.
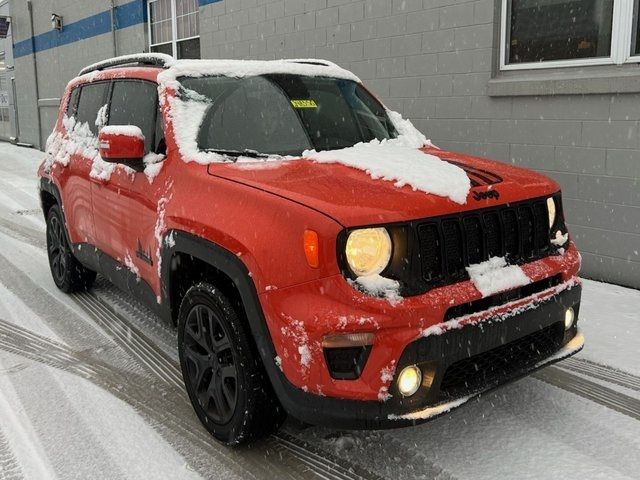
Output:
[183, 304, 238, 424]
[47, 214, 67, 283]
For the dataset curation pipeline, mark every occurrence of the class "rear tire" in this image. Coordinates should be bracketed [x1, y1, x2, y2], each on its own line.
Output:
[46, 204, 96, 293]
[178, 282, 285, 446]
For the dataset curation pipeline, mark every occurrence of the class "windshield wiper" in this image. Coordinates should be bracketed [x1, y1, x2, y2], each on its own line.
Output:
[204, 148, 270, 159]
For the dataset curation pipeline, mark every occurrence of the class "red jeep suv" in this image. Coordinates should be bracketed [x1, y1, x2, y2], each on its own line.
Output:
[38, 53, 583, 445]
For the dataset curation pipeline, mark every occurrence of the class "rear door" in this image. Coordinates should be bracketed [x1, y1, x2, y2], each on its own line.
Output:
[91, 79, 164, 294]
[62, 82, 109, 245]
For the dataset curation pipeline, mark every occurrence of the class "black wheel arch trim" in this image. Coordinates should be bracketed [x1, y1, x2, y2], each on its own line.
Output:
[39, 177, 72, 246]
[159, 230, 394, 426]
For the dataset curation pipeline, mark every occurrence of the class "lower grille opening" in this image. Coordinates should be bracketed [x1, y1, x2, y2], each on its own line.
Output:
[439, 322, 564, 399]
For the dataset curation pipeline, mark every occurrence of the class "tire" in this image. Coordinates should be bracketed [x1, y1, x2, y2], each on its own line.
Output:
[178, 282, 285, 445]
[46, 205, 96, 293]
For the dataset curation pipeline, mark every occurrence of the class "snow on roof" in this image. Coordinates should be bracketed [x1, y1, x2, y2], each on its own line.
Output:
[156, 58, 360, 87]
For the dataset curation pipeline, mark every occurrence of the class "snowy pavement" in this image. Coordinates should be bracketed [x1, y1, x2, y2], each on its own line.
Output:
[0, 142, 639, 480]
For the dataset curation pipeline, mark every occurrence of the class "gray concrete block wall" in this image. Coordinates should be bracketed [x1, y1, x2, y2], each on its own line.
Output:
[199, 0, 640, 289]
[9, 0, 148, 147]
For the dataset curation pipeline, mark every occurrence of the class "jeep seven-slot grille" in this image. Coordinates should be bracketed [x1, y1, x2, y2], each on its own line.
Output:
[417, 198, 552, 287]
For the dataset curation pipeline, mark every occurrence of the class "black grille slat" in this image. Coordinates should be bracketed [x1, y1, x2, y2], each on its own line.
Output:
[533, 202, 549, 251]
[463, 216, 484, 265]
[483, 212, 502, 258]
[418, 197, 557, 288]
[502, 208, 519, 258]
[518, 206, 535, 258]
[442, 220, 464, 275]
[418, 223, 443, 282]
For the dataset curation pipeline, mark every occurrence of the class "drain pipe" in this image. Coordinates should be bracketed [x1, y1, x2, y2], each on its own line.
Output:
[27, 0, 43, 149]
[110, 0, 117, 56]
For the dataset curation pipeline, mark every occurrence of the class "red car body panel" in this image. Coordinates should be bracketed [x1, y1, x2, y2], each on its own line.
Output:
[39, 64, 582, 413]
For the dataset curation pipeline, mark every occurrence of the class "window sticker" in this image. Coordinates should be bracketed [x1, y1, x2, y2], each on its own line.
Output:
[290, 99, 318, 109]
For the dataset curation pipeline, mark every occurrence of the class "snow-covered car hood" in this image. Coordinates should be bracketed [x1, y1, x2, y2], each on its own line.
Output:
[206, 147, 561, 227]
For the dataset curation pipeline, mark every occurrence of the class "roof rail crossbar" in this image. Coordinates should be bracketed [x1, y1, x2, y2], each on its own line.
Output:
[79, 53, 173, 76]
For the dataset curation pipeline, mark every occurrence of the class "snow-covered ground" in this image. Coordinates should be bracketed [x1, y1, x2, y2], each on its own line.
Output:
[0, 142, 639, 480]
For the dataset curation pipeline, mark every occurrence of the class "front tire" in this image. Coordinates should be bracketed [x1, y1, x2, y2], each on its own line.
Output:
[178, 282, 285, 445]
[46, 205, 96, 293]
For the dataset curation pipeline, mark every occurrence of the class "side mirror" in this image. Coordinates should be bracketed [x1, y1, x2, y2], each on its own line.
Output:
[98, 126, 145, 169]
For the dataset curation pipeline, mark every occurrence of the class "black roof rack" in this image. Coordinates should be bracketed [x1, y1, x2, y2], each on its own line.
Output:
[79, 53, 173, 76]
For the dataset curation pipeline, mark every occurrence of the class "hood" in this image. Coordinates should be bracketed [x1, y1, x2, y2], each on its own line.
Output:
[207, 147, 560, 227]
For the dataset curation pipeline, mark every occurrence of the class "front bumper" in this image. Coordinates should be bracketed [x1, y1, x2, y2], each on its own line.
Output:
[390, 330, 584, 422]
[266, 281, 582, 429]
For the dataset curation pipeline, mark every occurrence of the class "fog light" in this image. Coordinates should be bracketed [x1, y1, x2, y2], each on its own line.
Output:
[397, 365, 422, 397]
[564, 307, 575, 330]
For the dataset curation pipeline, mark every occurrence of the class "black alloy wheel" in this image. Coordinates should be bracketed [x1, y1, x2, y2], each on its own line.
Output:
[45, 205, 96, 293]
[178, 282, 285, 445]
[47, 212, 67, 285]
[183, 303, 239, 424]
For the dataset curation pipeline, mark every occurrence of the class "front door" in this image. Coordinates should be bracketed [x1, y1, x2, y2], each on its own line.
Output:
[91, 79, 166, 297]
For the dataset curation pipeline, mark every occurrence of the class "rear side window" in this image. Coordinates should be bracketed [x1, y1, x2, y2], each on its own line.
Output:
[66, 88, 80, 117]
[76, 82, 109, 135]
[108, 80, 159, 153]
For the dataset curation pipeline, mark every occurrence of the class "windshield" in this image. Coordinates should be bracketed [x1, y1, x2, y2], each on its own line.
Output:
[179, 75, 397, 156]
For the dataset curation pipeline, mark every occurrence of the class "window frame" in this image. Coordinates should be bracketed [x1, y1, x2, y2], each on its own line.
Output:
[147, 0, 200, 59]
[499, 0, 640, 71]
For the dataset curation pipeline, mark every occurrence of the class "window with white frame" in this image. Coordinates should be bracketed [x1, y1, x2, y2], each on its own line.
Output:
[148, 0, 200, 59]
[500, 0, 640, 70]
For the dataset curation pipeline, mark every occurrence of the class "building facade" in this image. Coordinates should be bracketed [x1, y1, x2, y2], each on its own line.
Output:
[7, 0, 640, 288]
[0, 0, 17, 141]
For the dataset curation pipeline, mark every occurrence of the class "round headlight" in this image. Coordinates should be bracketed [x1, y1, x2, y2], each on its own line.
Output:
[546, 197, 556, 230]
[345, 228, 392, 277]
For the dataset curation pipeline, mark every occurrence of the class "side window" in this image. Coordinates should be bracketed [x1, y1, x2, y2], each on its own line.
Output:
[108, 80, 159, 154]
[76, 83, 109, 135]
[66, 88, 80, 117]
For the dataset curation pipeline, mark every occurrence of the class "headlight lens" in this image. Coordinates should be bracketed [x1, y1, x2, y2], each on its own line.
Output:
[546, 197, 556, 229]
[345, 228, 392, 277]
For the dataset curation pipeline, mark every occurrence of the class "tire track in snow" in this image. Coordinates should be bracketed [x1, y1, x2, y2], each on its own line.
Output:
[86, 280, 392, 480]
[0, 318, 377, 480]
[0, 426, 23, 480]
[79, 290, 386, 480]
[0, 318, 286, 480]
[0, 237, 379, 480]
[558, 357, 640, 393]
[0, 217, 45, 250]
[72, 292, 184, 390]
[0, 318, 118, 380]
[534, 367, 640, 421]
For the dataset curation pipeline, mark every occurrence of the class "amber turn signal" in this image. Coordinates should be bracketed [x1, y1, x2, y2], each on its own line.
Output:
[303, 229, 319, 268]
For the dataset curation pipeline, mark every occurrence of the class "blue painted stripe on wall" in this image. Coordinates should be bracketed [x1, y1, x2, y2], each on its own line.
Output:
[13, 0, 147, 58]
[198, 0, 223, 5]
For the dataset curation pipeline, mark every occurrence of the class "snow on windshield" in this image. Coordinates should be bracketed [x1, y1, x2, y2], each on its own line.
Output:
[159, 60, 471, 204]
